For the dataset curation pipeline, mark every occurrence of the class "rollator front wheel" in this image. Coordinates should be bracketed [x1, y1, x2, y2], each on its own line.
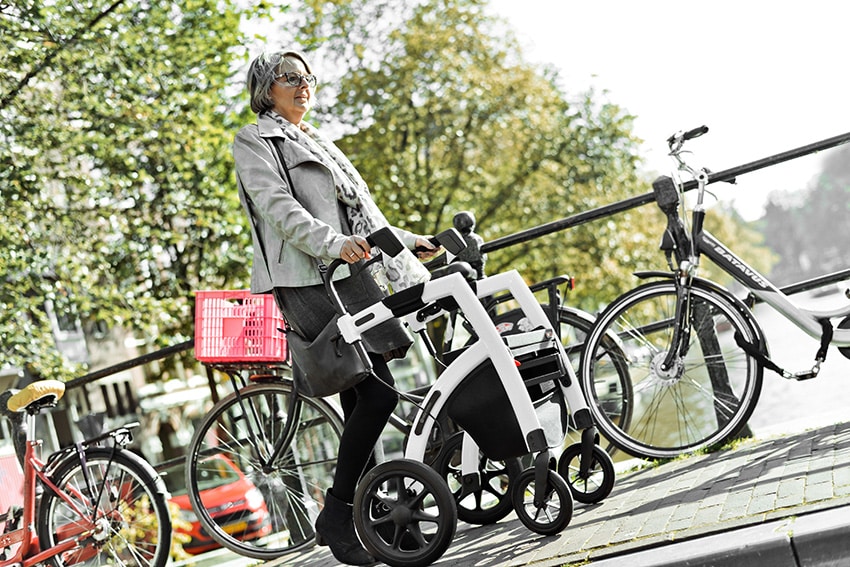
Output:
[558, 442, 615, 504]
[511, 468, 573, 536]
[354, 459, 457, 567]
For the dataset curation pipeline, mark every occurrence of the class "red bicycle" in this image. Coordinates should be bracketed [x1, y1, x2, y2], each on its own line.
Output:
[0, 380, 172, 567]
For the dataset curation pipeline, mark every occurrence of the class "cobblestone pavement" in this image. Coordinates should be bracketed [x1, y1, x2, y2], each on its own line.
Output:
[268, 419, 850, 566]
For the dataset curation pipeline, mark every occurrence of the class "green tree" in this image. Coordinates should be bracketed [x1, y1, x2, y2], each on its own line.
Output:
[1, 1, 256, 379]
[1, 0, 775, 380]
[276, 0, 667, 311]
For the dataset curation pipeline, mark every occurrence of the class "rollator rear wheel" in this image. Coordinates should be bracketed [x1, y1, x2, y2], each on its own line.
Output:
[354, 459, 457, 567]
[511, 468, 573, 536]
[558, 442, 615, 504]
[434, 432, 521, 525]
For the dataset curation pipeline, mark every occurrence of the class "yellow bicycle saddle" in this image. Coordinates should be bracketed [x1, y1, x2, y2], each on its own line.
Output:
[7, 380, 66, 412]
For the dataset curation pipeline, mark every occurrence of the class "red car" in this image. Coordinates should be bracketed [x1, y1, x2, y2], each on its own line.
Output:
[165, 454, 271, 555]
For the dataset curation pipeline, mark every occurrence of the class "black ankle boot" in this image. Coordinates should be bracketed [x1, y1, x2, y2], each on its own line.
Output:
[315, 490, 376, 566]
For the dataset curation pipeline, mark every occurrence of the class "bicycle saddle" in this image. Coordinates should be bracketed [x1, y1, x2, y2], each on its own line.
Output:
[7, 380, 66, 413]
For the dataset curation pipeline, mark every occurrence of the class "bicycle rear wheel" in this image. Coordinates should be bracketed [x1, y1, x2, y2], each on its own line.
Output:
[37, 447, 172, 567]
[580, 280, 763, 460]
[185, 379, 343, 559]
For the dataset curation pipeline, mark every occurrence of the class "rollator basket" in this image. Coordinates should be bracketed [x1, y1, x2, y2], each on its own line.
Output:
[444, 329, 569, 460]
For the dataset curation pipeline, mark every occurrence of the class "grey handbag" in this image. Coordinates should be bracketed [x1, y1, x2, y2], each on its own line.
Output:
[285, 312, 370, 398]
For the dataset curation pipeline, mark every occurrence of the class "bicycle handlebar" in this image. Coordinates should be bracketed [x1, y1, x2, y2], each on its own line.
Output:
[667, 125, 709, 150]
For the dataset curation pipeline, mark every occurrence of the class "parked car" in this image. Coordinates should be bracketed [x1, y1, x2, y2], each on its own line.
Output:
[163, 454, 271, 555]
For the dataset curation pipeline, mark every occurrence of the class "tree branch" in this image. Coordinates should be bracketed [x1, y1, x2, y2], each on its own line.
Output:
[0, 0, 127, 111]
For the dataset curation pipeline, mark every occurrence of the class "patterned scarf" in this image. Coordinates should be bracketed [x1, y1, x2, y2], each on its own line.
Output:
[266, 111, 430, 291]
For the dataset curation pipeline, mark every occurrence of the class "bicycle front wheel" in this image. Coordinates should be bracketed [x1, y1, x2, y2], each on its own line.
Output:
[37, 447, 172, 567]
[185, 379, 343, 559]
[580, 280, 763, 460]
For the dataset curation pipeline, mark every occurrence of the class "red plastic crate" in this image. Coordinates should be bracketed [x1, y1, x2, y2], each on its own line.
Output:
[194, 290, 287, 363]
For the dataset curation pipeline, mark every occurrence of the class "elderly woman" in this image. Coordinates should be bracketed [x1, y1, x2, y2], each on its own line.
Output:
[232, 50, 436, 565]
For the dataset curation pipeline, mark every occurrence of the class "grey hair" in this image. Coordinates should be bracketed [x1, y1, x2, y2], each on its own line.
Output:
[246, 50, 313, 114]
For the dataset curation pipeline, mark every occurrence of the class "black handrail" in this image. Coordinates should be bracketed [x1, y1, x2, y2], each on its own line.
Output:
[482, 131, 850, 254]
[65, 339, 194, 390]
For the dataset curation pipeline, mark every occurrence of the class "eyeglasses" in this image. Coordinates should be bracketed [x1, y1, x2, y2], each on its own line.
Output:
[274, 72, 317, 88]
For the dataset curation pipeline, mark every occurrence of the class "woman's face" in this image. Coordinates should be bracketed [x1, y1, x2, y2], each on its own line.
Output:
[270, 56, 313, 124]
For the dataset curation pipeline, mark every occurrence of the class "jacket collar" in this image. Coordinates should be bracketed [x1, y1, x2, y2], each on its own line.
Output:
[257, 112, 288, 138]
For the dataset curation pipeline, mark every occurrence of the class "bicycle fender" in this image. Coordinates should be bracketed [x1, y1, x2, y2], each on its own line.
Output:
[633, 270, 674, 280]
[89, 447, 172, 497]
[632, 273, 769, 358]
[692, 278, 767, 354]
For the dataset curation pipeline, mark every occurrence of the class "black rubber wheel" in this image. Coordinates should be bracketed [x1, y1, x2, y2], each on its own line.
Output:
[354, 459, 457, 567]
[557, 442, 615, 504]
[38, 447, 172, 567]
[510, 467, 573, 536]
[434, 432, 521, 524]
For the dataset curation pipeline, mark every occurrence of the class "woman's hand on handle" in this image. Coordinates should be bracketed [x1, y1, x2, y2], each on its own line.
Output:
[340, 235, 371, 264]
[413, 236, 441, 260]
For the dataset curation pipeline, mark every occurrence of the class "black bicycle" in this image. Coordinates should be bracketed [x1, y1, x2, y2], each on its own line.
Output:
[580, 126, 850, 460]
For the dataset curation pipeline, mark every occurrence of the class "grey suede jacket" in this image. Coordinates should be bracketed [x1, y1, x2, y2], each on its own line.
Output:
[234, 114, 418, 293]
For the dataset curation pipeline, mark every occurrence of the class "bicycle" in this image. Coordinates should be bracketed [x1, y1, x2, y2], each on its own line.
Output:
[579, 125, 850, 460]
[0, 380, 172, 567]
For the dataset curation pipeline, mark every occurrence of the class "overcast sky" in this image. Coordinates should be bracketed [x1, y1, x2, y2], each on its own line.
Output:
[488, 0, 850, 220]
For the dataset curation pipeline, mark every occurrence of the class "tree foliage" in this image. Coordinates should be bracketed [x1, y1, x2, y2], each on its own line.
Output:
[1, 0, 775, 379]
[276, 0, 672, 311]
[1, 1, 255, 378]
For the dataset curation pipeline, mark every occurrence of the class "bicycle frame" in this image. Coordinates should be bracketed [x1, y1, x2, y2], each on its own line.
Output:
[698, 230, 850, 347]
[0, 415, 99, 567]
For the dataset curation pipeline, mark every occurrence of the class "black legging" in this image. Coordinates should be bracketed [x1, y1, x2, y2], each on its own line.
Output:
[333, 354, 399, 503]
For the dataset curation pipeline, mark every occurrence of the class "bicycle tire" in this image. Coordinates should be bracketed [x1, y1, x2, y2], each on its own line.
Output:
[37, 447, 172, 567]
[494, 305, 633, 454]
[185, 379, 343, 559]
[580, 280, 763, 460]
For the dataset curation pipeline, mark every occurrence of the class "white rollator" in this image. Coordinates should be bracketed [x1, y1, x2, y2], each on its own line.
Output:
[322, 227, 613, 567]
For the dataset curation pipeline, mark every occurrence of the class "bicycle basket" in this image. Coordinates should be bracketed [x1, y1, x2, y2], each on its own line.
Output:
[194, 290, 287, 363]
